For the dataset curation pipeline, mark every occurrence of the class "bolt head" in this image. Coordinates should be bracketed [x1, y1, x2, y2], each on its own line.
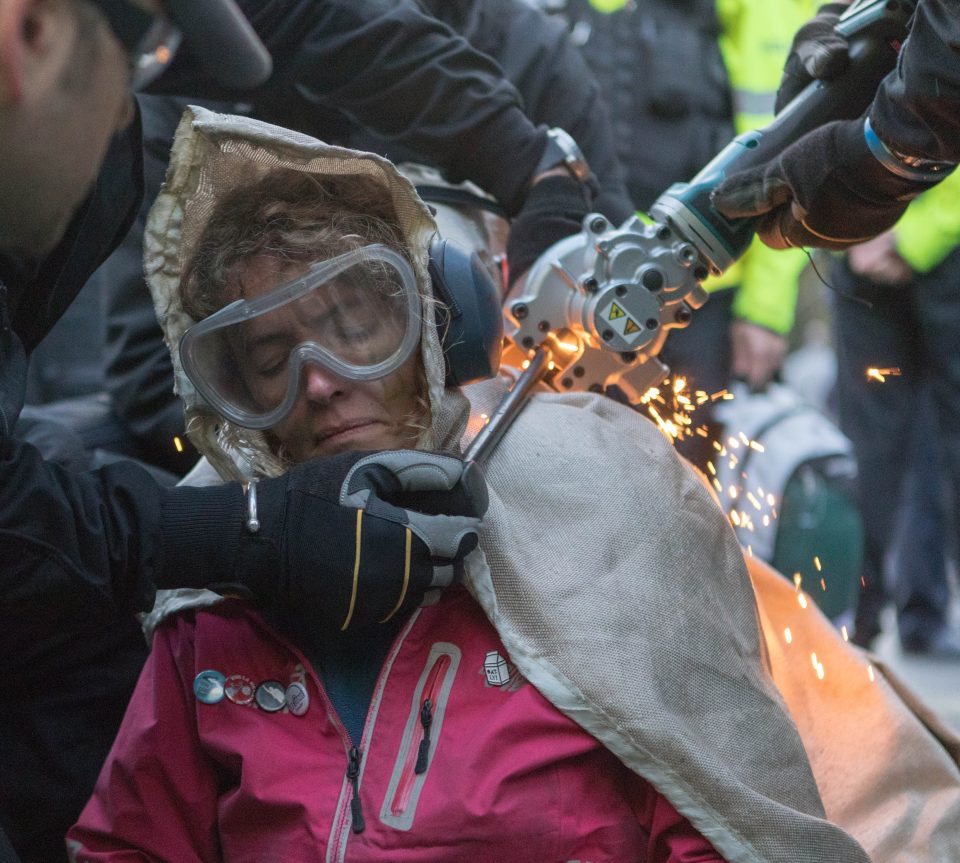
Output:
[641, 269, 664, 292]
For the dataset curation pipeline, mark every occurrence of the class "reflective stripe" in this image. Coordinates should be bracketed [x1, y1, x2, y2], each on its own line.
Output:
[731, 88, 776, 117]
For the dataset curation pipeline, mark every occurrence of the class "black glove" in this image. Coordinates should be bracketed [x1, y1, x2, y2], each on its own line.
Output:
[711, 118, 929, 250]
[159, 449, 487, 632]
[506, 174, 592, 288]
[775, 3, 850, 114]
[0, 285, 26, 441]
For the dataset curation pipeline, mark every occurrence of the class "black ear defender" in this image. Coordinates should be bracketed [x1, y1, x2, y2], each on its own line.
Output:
[427, 236, 503, 388]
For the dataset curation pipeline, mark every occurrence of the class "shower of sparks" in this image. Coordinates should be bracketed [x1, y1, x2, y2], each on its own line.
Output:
[866, 367, 902, 383]
[813, 556, 822, 572]
[646, 379, 778, 539]
[640, 377, 736, 445]
[798, 593, 809, 609]
[173, 436, 184, 453]
[841, 626, 849, 642]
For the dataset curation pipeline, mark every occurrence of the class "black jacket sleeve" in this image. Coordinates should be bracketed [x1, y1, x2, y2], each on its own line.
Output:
[0, 432, 162, 617]
[444, 0, 634, 223]
[152, 0, 548, 215]
[870, 0, 960, 163]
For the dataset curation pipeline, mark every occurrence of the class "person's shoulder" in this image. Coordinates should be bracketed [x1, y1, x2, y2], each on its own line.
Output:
[148, 594, 257, 648]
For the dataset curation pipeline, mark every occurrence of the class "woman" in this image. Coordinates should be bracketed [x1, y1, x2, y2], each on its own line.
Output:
[68, 108, 872, 862]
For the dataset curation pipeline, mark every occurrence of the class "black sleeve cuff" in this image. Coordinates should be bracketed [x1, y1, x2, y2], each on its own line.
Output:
[453, 115, 548, 216]
[157, 482, 245, 588]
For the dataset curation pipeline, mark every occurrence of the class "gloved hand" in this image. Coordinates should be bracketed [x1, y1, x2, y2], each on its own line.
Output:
[0, 286, 26, 440]
[775, 3, 850, 114]
[506, 174, 592, 289]
[710, 118, 927, 250]
[159, 449, 487, 631]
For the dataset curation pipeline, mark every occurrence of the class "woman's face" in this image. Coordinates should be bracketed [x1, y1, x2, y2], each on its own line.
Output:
[229, 254, 423, 461]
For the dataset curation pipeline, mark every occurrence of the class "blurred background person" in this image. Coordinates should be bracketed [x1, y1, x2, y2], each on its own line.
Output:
[832, 169, 960, 655]
[545, 0, 817, 469]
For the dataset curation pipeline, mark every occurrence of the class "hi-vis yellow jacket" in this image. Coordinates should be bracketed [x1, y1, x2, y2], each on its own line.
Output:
[589, 0, 820, 334]
[892, 169, 960, 275]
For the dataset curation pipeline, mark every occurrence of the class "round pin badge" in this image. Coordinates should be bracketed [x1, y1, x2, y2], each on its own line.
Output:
[193, 670, 226, 705]
[224, 673, 256, 706]
[285, 681, 310, 716]
[255, 680, 287, 713]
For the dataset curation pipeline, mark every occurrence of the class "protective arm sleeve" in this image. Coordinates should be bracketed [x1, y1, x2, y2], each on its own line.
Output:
[869, 0, 960, 164]
[893, 169, 960, 274]
[153, 0, 548, 216]
[66, 619, 221, 861]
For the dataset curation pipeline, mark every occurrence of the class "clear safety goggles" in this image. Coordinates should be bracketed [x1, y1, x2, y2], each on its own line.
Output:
[180, 245, 422, 430]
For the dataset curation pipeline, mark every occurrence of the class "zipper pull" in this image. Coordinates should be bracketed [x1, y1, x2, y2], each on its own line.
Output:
[414, 698, 433, 774]
[347, 746, 366, 833]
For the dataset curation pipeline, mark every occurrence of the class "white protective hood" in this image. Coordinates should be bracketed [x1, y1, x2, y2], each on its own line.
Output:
[145, 108, 960, 863]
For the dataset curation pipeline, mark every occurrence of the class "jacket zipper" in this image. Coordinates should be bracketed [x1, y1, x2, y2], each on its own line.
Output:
[346, 746, 365, 833]
[327, 612, 422, 863]
[388, 651, 454, 819]
[414, 699, 433, 774]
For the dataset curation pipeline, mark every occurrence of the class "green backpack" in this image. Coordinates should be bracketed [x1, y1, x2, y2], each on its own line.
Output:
[714, 384, 863, 621]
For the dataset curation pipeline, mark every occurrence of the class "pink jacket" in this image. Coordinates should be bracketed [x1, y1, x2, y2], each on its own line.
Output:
[68, 588, 725, 862]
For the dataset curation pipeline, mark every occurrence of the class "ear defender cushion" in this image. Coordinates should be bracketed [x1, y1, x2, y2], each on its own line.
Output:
[428, 237, 503, 387]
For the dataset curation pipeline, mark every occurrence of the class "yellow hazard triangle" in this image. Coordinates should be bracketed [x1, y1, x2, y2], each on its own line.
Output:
[624, 317, 641, 335]
[608, 303, 625, 320]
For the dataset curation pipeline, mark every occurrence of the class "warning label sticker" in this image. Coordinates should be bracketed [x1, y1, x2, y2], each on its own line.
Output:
[599, 300, 647, 345]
